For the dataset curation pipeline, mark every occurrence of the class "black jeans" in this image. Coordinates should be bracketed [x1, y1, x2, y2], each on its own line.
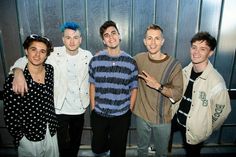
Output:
[56, 114, 84, 157]
[91, 110, 131, 157]
[171, 115, 203, 157]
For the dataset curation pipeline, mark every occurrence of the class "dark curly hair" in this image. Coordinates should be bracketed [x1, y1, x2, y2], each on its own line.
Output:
[23, 34, 53, 56]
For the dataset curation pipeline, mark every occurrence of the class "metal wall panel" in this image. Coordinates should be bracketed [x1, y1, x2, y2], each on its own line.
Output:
[86, 0, 108, 53]
[110, 0, 132, 53]
[132, 0, 155, 55]
[156, 0, 179, 57]
[215, 0, 236, 87]
[64, 0, 87, 49]
[175, 0, 201, 67]
[200, 0, 222, 63]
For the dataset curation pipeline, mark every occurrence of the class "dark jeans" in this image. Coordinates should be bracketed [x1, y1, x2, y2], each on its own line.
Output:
[171, 115, 203, 157]
[91, 110, 131, 157]
[57, 114, 84, 157]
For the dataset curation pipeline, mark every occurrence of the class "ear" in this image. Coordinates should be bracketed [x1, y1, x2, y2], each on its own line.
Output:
[161, 38, 165, 46]
[208, 50, 214, 57]
[143, 38, 147, 46]
[25, 49, 28, 56]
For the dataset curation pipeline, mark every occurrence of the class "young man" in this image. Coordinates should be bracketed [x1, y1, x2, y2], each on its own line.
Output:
[133, 24, 183, 157]
[3, 34, 58, 157]
[171, 32, 231, 157]
[89, 20, 138, 157]
[10, 22, 93, 157]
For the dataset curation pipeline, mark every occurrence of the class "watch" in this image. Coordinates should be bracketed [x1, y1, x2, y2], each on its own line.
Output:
[157, 84, 164, 92]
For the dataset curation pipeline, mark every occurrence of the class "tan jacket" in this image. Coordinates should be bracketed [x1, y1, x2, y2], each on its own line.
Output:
[172, 61, 231, 144]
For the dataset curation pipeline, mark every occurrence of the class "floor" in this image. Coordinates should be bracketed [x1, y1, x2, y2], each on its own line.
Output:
[1, 145, 236, 157]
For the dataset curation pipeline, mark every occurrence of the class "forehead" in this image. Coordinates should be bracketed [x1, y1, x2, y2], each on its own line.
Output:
[145, 29, 162, 37]
[29, 41, 47, 49]
[103, 26, 118, 34]
[63, 29, 81, 36]
[192, 40, 209, 48]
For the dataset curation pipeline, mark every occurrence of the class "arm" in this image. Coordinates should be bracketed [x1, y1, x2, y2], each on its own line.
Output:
[130, 88, 137, 112]
[139, 70, 183, 101]
[3, 76, 24, 144]
[211, 89, 231, 131]
[10, 57, 28, 96]
[89, 83, 96, 111]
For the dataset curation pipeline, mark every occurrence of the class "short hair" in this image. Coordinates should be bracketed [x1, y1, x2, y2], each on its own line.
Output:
[23, 34, 53, 56]
[99, 20, 119, 39]
[60, 22, 81, 33]
[191, 32, 217, 51]
[145, 24, 163, 37]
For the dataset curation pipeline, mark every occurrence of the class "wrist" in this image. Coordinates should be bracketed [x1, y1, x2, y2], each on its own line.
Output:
[156, 84, 164, 92]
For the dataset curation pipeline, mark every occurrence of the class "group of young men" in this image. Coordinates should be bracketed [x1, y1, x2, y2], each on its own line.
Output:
[3, 20, 231, 157]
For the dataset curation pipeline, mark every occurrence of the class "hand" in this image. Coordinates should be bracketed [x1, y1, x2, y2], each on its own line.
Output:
[138, 70, 160, 89]
[12, 68, 28, 96]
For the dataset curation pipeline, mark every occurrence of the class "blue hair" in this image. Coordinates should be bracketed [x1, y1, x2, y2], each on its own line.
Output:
[60, 22, 81, 32]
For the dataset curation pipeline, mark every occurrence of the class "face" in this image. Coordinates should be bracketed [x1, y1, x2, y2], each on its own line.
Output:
[190, 40, 213, 65]
[143, 29, 164, 54]
[62, 29, 82, 52]
[102, 26, 120, 49]
[25, 41, 48, 66]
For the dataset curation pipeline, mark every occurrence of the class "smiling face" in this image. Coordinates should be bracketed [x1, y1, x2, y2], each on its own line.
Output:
[190, 40, 213, 66]
[62, 28, 82, 54]
[102, 26, 120, 49]
[25, 41, 48, 67]
[143, 29, 164, 55]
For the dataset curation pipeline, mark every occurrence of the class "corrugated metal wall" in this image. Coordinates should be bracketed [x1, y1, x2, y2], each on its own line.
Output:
[0, 0, 236, 146]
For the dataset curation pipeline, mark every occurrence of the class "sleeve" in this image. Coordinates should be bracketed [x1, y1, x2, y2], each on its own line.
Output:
[211, 89, 231, 131]
[9, 56, 28, 74]
[3, 75, 24, 143]
[167, 63, 183, 102]
[88, 59, 95, 83]
[129, 60, 138, 89]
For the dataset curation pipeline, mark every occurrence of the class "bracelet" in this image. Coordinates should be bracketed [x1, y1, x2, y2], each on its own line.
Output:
[157, 84, 164, 92]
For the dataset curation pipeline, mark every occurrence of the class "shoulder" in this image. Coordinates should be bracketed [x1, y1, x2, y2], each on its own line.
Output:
[79, 48, 93, 57]
[133, 52, 147, 59]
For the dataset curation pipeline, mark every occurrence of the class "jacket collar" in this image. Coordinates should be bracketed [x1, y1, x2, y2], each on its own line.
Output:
[184, 60, 213, 80]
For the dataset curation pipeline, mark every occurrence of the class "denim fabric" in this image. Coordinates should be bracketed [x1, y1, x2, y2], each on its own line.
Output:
[136, 115, 171, 157]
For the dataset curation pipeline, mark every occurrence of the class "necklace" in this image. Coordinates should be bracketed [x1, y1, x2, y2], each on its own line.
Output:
[30, 68, 45, 84]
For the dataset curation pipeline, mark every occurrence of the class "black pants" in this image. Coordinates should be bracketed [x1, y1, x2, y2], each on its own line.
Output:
[91, 110, 131, 157]
[57, 114, 84, 157]
[171, 115, 203, 157]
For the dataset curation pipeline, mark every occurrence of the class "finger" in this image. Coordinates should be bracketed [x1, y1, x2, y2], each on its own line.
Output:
[142, 71, 150, 77]
[138, 74, 146, 80]
[24, 83, 28, 93]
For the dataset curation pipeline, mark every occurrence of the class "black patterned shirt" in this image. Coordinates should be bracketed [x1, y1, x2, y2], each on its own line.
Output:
[3, 64, 58, 145]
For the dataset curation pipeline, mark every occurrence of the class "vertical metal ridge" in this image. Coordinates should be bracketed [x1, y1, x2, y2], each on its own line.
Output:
[108, 0, 110, 20]
[84, 0, 88, 49]
[154, 0, 157, 23]
[15, 0, 24, 56]
[0, 31, 7, 78]
[61, 0, 65, 23]
[197, 0, 203, 31]
[174, 0, 180, 58]
[38, 0, 44, 36]
[130, 0, 134, 56]
[214, 0, 224, 67]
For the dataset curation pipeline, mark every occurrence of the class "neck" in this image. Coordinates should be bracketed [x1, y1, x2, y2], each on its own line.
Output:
[28, 64, 44, 74]
[66, 49, 79, 56]
[192, 61, 208, 73]
[28, 64, 45, 83]
[148, 52, 165, 60]
[107, 47, 121, 56]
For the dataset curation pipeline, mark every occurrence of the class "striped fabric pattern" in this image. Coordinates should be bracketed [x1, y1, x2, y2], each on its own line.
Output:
[89, 50, 138, 117]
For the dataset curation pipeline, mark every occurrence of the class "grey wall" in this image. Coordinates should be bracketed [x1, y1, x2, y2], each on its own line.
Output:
[0, 0, 236, 147]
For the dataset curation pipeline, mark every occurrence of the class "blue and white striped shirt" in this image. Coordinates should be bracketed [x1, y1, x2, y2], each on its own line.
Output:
[89, 50, 138, 117]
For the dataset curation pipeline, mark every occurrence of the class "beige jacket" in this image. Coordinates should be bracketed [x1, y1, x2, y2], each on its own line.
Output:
[172, 61, 231, 144]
